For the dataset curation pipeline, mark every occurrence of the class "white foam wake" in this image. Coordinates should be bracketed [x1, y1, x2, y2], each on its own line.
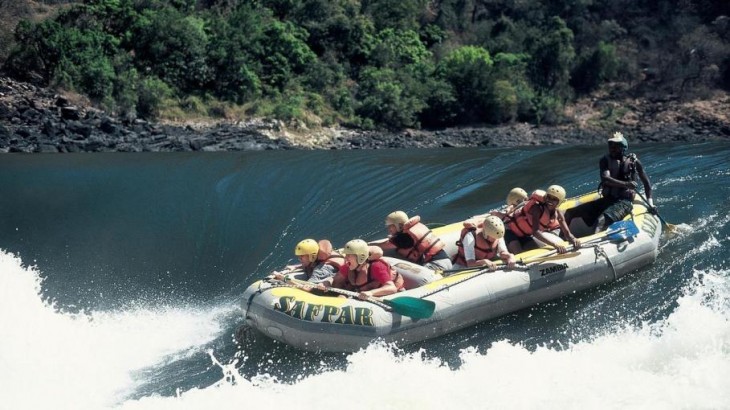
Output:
[0, 250, 231, 410]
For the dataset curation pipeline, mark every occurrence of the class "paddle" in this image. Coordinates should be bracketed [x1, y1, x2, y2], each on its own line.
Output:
[282, 277, 436, 319]
[635, 192, 677, 233]
[519, 220, 640, 265]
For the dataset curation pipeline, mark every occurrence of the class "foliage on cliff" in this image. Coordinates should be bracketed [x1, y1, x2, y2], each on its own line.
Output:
[2, 0, 729, 129]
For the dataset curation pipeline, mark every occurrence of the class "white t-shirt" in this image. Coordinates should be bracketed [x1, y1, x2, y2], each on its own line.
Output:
[462, 231, 508, 263]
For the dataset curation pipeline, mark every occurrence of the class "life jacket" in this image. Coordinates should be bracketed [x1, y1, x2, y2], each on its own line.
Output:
[395, 216, 445, 264]
[452, 225, 500, 266]
[506, 191, 559, 238]
[304, 239, 344, 277]
[599, 153, 637, 200]
[344, 259, 404, 292]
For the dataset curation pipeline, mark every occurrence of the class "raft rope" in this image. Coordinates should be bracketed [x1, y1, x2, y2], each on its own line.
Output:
[418, 267, 494, 298]
[265, 278, 395, 311]
[243, 280, 281, 322]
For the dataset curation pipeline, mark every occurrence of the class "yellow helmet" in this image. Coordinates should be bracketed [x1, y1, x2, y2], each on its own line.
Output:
[343, 239, 370, 265]
[506, 187, 528, 206]
[385, 210, 408, 227]
[294, 239, 319, 261]
[546, 185, 566, 203]
[482, 215, 505, 239]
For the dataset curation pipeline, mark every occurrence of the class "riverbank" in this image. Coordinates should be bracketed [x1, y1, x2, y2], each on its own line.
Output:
[1, 76, 729, 153]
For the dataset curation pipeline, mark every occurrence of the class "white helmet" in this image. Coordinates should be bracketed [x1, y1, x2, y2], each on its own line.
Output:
[385, 210, 408, 227]
[546, 185, 566, 203]
[343, 239, 370, 265]
[482, 215, 505, 239]
[506, 187, 528, 206]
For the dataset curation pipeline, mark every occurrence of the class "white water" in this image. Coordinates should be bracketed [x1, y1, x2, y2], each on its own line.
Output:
[2, 249, 729, 410]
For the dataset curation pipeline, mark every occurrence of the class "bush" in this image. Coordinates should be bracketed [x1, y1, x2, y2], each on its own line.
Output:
[571, 41, 619, 94]
[487, 80, 518, 123]
[355, 66, 426, 129]
[437, 45, 494, 122]
[137, 76, 173, 119]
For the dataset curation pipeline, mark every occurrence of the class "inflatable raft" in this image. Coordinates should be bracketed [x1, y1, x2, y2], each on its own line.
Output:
[240, 192, 663, 352]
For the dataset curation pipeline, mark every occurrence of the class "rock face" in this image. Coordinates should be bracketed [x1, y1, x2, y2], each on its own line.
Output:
[1, 76, 728, 153]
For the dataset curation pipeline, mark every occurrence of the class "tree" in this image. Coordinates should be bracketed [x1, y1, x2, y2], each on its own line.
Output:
[570, 41, 619, 94]
[355, 66, 427, 128]
[437, 45, 494, 122]
[528, 16, 575, 101]
[132, 7, 212, 93]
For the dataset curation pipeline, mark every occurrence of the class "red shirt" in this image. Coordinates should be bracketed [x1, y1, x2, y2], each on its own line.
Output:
[338, 260, 392, 284]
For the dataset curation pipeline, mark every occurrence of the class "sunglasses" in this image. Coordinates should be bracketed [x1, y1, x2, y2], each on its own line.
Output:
[545, 194, 560, 204]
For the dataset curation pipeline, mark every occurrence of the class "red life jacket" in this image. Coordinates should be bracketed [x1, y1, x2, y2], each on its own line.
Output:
[506, 197, 560, 238]
[452, 226, 500, 266]
[344, 259, 404, 292]
[395, 216, 445, 263]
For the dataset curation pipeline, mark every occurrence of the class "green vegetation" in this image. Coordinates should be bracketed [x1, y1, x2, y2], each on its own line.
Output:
[2, 0, 729, 129]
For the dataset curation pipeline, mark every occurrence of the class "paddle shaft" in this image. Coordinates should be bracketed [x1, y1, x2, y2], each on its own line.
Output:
[519, 222, 635, 265]
[635, 191, 676, 232]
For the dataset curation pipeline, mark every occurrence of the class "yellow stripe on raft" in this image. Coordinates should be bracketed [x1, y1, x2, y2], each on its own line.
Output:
[256, 281, 352, 307]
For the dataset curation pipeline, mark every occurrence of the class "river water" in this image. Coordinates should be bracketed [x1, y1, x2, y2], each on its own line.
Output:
[1, 142, 729, 409]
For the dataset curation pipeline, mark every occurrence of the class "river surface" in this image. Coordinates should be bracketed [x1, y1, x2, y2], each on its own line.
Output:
[1, 142, 729, 409]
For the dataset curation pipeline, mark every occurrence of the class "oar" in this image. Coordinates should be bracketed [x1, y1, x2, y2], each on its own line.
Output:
[283, 278, 436, 320]
[635, 192, 677, 233]
[519, 220, 639, 265]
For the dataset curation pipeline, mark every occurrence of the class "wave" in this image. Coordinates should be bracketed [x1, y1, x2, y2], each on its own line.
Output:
[0, 250, 233, 410]
[4, 248, 727, 410]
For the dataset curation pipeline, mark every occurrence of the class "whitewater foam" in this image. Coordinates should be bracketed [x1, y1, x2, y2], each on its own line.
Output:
[0, 250, 231, 410]
[3, 249, 728, 410]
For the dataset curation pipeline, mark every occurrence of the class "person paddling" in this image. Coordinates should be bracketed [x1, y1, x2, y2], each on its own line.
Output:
[489, 187, 529, 221]
[503, 185, 581, 254]
[565, 131, 655, 232]
[370, 211, 453, 271]
[453, 215, 517, 270]
[271, 239, 342, 285]
[320, 239, 404, 300]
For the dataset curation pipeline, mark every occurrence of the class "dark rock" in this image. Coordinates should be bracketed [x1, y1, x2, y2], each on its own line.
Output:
[55, 96, 70, 107]
[42, 119, 57, 138]
[99, 117, 118, 134]
[36, 143, 59, 153]
[66, 121, 92, 139]
[16, 127, 32, 138]
[61, 106, 81, 120]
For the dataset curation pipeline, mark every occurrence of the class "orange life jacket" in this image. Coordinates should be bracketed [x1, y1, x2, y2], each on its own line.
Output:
[344, 259, 404, 292]
[506, 193, 560, 238]
[452, 226, 500, 266]
[395, 216, 445, 263]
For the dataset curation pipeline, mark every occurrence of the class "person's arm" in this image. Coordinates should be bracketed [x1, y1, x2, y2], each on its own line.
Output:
[496, 238, 516, 269]
[531, 206, 568, 254]
[369, 238, 396, 250]
[358, 263, 397, 298]
[463, 232, 496, 269]
[600, 158, 636, 189]
[359, 281, 397, 299]
[557, 210, 580, 249]
[308, 264, 336, 284]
